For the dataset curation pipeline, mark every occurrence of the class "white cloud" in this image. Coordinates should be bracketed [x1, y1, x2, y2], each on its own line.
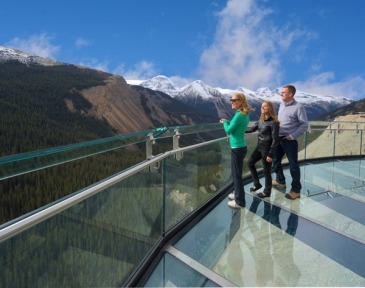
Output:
[7, 33, 59, 59]
[294, 72, 365, 100]
[114, 61, 158, 81]
[79, 58, 109, 72]
[75, 37, 92, 49]
[196, 0, 365, 101]
[197, 0, 313, 90]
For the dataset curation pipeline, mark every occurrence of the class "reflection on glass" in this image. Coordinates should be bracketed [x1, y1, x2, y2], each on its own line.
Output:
[172, 200, 239, 271]
[248, 196, 299, 235]
[164, 140, 231, 230]
[0, 166, 163, 287]
[246, 198, 301, 287]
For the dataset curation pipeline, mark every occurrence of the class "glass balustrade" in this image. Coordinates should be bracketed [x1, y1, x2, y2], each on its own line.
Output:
[0, 120, 364, 287]
[0, 165, 164, 287]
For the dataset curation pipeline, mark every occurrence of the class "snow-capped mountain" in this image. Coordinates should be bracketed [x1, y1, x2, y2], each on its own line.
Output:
[0, 45, 353, 121]
[139, 75, 180, 97]
[179, 80, 223, 100]
[0, 46, 60, 66]
[129, 75, 353, 120]
[175, 80, 233, 118]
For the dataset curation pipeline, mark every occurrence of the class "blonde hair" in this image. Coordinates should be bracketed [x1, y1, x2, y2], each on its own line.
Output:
[260, 101, 280, 124]
[232, 92, 255, 115]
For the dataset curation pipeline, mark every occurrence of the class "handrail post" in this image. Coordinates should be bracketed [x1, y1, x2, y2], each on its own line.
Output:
[146, 133, 160, 172]
[304, 131, 307, 160]
[361, 130, 363, 155]
[333, 129, 336, 157]
[146, 133, 155, 160]
[173, 129, 183, 160]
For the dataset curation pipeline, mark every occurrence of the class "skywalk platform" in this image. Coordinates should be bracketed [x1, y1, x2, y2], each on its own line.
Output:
[144, 158, 365, 287]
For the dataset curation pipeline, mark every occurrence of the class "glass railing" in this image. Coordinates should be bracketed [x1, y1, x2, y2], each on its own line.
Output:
[0, 123, 224, 181]
[297, 120, 364, 160]
[0, 120, 363, 287]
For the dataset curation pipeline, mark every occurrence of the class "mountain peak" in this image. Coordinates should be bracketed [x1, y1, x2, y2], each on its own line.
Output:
[139, 75, 179, 97]
[0, 45, 60, 66]
[180, 79, 222, 100]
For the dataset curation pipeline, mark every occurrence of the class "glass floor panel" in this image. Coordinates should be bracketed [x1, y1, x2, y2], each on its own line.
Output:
[331, 160, 365, 180]
[144, 252, 220, 287]
[143, 158, 365, 287]
[300, 162, 365, 203]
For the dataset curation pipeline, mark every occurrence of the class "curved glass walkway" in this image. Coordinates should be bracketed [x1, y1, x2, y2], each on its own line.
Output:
[0, 120, 364, 287]
[145, 158, 365, 287]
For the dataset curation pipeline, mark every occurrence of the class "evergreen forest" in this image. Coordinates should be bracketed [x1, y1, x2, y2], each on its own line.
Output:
[0, 61, 117, 156]
[0, 62, 226, 225]
[0, 61, 144, 224]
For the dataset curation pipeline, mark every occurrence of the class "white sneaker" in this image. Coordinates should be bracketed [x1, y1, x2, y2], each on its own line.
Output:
[228, 193, 235, 200]
[228, 200, 244, 209]
[209, 184, 217, 192]
[199, 186, 207, 194]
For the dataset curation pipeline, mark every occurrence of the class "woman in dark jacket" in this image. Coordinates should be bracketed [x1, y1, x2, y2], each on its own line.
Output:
[246, 101, 280, 198]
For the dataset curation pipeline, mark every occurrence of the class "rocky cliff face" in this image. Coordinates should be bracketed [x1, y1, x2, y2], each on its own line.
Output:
[80, 75, 155, 133]
[80, 75, 217, 134]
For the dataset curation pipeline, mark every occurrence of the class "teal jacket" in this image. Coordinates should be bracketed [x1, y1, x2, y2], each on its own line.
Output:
[223, 111, 250, 148]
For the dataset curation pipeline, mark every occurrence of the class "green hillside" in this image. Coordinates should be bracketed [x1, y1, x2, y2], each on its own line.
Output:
[0, 62, 136, 224]
[0, 61, 117, 156]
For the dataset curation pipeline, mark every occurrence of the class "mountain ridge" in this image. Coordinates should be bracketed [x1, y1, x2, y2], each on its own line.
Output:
[0, 47, 216, 155]
[0, 44, 361, 142]
[137, 75, 353, 120]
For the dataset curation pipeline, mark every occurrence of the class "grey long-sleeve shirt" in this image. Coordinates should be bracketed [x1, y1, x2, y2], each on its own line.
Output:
[278, 99, 309, 140]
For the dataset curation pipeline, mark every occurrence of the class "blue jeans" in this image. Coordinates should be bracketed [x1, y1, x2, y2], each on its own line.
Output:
[272, 138, 301, 193]
[231, 147, 247, 207]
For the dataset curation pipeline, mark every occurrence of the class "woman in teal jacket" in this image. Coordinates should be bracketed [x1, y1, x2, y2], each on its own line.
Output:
[220, 92, 254, 208]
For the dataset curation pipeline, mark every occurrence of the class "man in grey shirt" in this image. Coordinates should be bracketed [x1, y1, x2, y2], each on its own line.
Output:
[272, 84, 309, 200]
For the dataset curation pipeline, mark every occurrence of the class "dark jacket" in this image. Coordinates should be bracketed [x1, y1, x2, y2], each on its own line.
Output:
[246, 117, 280, 157]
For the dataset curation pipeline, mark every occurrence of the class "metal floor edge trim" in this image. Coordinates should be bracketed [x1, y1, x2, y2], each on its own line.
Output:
[165, 245, 237, 287]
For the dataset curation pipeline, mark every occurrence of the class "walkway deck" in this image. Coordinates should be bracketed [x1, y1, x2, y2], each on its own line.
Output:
[145, 158, 365, 287]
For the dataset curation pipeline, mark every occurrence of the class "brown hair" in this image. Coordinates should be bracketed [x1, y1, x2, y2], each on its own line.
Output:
[283, 84, 296, 95]
[260, 101, 280, 124]
[232, 92, 255, 115]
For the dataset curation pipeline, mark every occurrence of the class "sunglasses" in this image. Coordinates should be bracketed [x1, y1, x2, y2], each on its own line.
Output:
[230, 98, 240, 102]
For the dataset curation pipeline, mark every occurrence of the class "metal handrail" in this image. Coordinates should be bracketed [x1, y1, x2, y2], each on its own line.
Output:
[0, 136, 228, 242]
[0, 123, 224, 181]
[1, 119, 363, 240]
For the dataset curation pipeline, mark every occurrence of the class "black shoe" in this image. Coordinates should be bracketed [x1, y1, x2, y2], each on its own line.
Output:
[250, 183, 262, 192]
[257, 191, 271, 198]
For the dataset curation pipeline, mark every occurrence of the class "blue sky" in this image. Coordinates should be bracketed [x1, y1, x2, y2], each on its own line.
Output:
[1, 0, 365, 100]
